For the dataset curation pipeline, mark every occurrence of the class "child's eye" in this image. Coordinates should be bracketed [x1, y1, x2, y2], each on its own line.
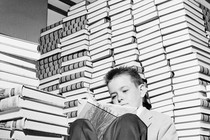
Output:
[122, 90, 128, 93]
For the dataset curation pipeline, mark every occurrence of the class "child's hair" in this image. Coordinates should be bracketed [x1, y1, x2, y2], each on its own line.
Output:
[104, 66, 152, 110]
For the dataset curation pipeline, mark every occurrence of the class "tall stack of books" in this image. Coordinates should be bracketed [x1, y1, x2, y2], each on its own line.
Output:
[110, 0, 140, 68]
[0, 85, 68, 140]
[156, 0, 210, 139]
[37, 21, 63, 95]
[87, 0, 113, 103]
[59, 1, 92, 123]
[0, 34, 40, 89]
[133, 0, 174, 117]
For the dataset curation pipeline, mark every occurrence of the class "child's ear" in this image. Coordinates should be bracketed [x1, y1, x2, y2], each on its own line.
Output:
[139, 84, 147, 98]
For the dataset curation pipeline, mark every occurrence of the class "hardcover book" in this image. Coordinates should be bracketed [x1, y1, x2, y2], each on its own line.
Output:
[77, 99, 137, 140]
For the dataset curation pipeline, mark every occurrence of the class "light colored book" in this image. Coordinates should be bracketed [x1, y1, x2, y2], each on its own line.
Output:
[112, 20, 133, 31]
[114, 49, 139, 60]
[0, 62, 36, 79]
[88, 18, 108, 30]
[0, 107, 67, 126]
[90, 22, 110, 34]
[109, 3, 132, 16]
[115, 55, 139, 66]
[91, 49, 112, 62]
[148, 77, 172, 91]
[112, 25, 135, 37]
[109, 0, 132, 10]
[144, 65, 171, 78]
[89, 39, 111, 51]
[92, 57, 114, 67]
[133, 11, 158, 26]
[177, 128, 210, 137]
[144, 59, 168, 72]
[173, 91, 206, 103]
[0, 53, 36, 70]
[111, 14, 133, 26]
[139, 47, 165, 61]
[136, 25, 160, 39]
[148, 85, 173, 97]
[0, 95, 63, 115]
[141, 54, 166, 67]
[87, 7, 109, 19]
[90, 33, 111, 45]
[170, 52, 209, 65]
[172, 79, 208, 90]
[172, 72, 210, 84]
[138, 36, 162, 50]
[133, 5, 157, 20]
[150, 91, 174, 104]
[0, 71, 39, 88]
[147, 71, 173, 84]
[175, 121, 210, 130]
[114, 43, 138, 54]
[137, 30, 162, 44]
[110, 9, 132, 21]
[174, 98, 209, 110]
[87, 1, 108, 13]
[178, 135, 210, 140]
[2, 118, 68, 136]
[87, 0, 107, 10]
[166, 45, 210, 60]
[89, 28, 111, 40]
[139, 42, 163, 56]
[152, 98, 173, 109]
[111, 31, 136, 43]
[136, 18, 160, 32]
[152, 104, 174, 113]
[173, 84, 206, 96]
[132, 1, 155, 15]
[88, 12, 109, 25]
[90, 44, 112, 56]
[111, 37, 135, 49]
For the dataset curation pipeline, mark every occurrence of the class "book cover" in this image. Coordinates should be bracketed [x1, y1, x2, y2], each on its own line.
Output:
[77, 99, 137, 140]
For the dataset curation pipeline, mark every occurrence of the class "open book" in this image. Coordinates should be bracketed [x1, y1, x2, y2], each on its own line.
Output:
[77, 99, 137, 140]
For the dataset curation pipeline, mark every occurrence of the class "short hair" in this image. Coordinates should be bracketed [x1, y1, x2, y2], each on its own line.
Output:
[104, 66, 152, 110]
[104, 66, 144, 86]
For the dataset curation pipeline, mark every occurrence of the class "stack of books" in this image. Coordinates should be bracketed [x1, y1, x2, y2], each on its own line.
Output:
[37, 21, 63, 95]
[156, 0, 210, 139]
[59, 1, 92, 123]
[0, 34, 40, 89]
[87, 0, 113, 103]
[133, 0, 174, 116]
[0, 85, 68, 140]
[110, 0, 140, 67]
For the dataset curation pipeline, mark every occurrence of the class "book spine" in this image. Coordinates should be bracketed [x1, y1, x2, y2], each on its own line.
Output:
[64, 99, 79, 109]
[0, 95, 19, 111]
[0, 86, 23, 99]
[2, 118, 25, 130]
[65, 110, 78, 118]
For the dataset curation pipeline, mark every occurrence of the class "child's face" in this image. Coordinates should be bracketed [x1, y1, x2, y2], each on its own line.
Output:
[108, 74, 145, 108]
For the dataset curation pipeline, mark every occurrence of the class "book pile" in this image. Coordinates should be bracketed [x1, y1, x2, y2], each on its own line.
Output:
[133, 0, 174, 117]
[110, 0, 140, 67]
[59, 1, 92, 123]
[87, 0, 113, 103]
[0, 85, 68, 140]
[155, 0, 210, 139]
[37, 21, 63, 95]
[0, 34, 40, 89]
